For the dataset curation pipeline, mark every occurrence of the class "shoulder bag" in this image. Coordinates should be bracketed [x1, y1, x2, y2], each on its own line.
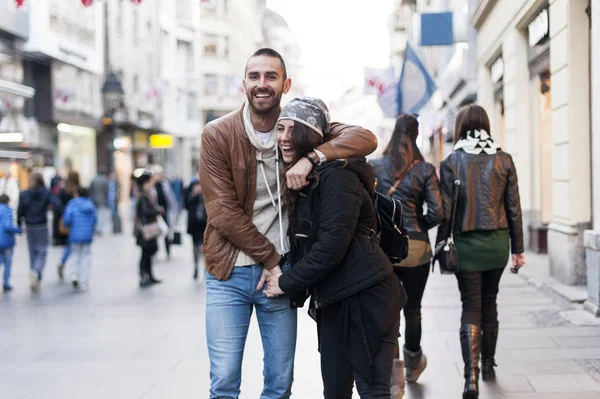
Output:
[433, 179, 460, 274]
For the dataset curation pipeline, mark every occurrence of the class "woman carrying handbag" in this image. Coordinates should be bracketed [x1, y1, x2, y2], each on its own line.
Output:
[134, 169, 163, 288]
[436, 104, 525, 399]
[371, 113, 444, 390]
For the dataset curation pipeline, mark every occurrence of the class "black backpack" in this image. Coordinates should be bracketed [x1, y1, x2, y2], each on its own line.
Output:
[371, 191, 409, 264]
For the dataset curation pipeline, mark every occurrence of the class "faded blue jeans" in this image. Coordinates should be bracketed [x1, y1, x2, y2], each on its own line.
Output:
[205, 261, 297, 399]
[0, 247, 14, 287]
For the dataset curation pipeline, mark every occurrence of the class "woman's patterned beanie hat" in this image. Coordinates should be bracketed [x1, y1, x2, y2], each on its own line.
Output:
[278, 97, 331, 137]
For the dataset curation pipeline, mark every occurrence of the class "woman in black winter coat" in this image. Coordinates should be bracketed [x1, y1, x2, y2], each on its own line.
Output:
[437, 104, 525, 399]
[263, 97, 407, 398]
[134, 169, 163, 287]
[370, 114, 444, 385]
[184, 179, 207, 280]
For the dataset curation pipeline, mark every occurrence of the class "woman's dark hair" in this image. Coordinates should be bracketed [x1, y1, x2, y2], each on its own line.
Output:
[383, 114, 424, 178]
[453, 104, 491, 144]
[65, 171, 80, 194]
[0, 194, 9, 204]
[281, 121, 324, 213]
[29, 172, 45, 189]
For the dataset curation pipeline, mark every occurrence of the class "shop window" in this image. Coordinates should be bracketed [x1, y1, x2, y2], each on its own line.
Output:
[204, 34, 219, 56]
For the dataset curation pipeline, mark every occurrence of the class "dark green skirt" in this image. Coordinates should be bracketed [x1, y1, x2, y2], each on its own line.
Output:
[454, 229, 510, 272]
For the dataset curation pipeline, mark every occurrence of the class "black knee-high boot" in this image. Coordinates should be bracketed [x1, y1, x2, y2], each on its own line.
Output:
[481, 323, 499, 381]
[460, 324, 481, 399]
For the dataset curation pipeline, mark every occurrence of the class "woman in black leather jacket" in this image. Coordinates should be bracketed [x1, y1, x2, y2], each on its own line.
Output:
[263, 97, 406, 398]
[437, 104, 525, 399]
[371, 113, 444, 385]
[134, 169, 163, 288]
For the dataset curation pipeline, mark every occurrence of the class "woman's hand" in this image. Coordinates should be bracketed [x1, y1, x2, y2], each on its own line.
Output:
[263, 274, 285, 298]
[286, 157, 312, 190]
[512, 253, 526, 268]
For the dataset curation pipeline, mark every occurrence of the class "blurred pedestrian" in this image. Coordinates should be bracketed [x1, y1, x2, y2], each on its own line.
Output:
[62, 187, 97, 290]
[18, 172, 51, 293]
[51, 171, 80, 281]
[90, 167, 110, 235]
[0, 170, 20, 222]
[134, 169, 162, 287]
[436, 104, 525, 399]
[0, 194, 22, 292]
[263, 97, 406, 397]
[152, 165, 177, 259]
[371, 113, 444, 389]
[184, 177, 206, 280]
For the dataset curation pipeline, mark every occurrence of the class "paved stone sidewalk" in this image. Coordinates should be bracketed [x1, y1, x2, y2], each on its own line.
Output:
[1, 231, 600, 398]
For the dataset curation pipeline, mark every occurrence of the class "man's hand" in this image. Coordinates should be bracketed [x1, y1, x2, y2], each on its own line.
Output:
[286, 157, 312, 190]
[256, 264, 283, 291]
[263, 274, 285, 298]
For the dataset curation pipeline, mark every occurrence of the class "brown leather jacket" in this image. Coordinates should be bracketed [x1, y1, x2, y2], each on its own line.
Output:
[199, 106, 378, 281]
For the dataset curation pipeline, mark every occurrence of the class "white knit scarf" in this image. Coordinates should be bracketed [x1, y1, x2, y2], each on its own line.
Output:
[242, 102, 285, 253]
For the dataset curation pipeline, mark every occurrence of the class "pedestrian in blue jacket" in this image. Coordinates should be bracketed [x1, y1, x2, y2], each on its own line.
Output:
[0, 194, 21, 292]
[63, 187, 97, 290]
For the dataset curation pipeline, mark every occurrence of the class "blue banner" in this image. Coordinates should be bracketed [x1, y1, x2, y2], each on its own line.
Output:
[421, 12, 454, 46]
[396, 42, 438, 115]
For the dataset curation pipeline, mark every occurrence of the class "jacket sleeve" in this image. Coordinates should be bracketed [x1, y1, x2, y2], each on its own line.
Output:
[185, 184, 199, 210]
[279, 169, 362, 297]
[504, 156, 524, 254]
[436, 160, 453, 245]
[2, 210, 20, 234]
[423, 166, 444, 230]
[318, 123, 378, 161]
[62, 203, 73, 227]
[199, 126, 280, 269]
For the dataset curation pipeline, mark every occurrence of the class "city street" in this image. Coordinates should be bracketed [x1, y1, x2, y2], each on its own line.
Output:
[0, 227, 599, 398]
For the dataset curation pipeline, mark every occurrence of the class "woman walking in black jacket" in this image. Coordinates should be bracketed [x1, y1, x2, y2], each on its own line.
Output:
[184, 178, 207, 281]
[263, 97, 407, 398]
[437, 104, 525, 399]
[371, 113, 444, 386]
[134, 169, 162, 287]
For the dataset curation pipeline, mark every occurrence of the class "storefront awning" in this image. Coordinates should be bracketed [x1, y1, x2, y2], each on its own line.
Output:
[0, 79, 35, 99]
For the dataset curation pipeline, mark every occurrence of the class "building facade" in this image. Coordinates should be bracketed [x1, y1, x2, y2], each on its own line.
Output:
[473, 0, 592, 287]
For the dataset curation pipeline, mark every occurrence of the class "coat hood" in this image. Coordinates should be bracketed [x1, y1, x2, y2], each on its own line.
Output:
[314, 157, 375, 192]
[72, 197, 96, 214]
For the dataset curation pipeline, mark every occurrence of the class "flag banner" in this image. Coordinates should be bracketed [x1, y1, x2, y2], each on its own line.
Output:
[396, 42, 437, 115]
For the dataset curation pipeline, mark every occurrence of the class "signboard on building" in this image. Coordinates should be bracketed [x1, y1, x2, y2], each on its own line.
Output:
[0, 0, 30, 39]
[149, 134, 174, 149]
[528, 8, 549, 48]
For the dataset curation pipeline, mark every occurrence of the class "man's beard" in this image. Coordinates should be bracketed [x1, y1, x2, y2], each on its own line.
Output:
[246, 88, 282, 116]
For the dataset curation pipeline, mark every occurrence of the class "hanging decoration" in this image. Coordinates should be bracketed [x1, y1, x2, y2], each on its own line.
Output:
[81, 0, 94, 6]
[131, 0, 143, 4]
[14, 0, 25, 8]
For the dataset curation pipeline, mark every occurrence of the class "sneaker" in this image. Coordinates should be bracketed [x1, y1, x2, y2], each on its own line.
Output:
[72, 280, 79, 289]
[30, 271, 40, 293]
[57, 264, 64, 281]
[3, 285, 13, 293]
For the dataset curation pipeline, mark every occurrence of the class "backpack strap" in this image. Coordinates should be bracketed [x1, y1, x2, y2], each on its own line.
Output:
[386, 160, 420, 197]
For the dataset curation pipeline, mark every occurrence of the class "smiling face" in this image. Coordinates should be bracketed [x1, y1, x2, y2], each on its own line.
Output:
[277, 119, 295, 164]
[243, 55, 291, 115]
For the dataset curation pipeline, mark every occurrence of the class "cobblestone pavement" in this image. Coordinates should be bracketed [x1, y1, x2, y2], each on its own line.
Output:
[1, 229, 600, 398]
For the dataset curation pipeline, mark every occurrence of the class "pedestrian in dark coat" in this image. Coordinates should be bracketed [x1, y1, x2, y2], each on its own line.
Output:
[263, 97, 407, 398]
[18, 172, 51, 293]
[134, 169, 162, 287]
[185, 178, 207, 280]
[51, 171, 80, 281]
[370, 113, 444, 386]
[436, 104, 525, 399]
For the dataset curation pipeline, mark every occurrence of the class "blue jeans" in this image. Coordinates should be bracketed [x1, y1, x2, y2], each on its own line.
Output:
[0, 248, 14, 287]
[61, 243, 71, 265]
[206, 262, 297, 399]
[26, 226, 48, 277]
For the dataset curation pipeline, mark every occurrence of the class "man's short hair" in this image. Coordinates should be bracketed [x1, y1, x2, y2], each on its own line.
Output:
[0, 194, 9, 204]
[79, 187, 90, 198]
[246, 48, 287, 80]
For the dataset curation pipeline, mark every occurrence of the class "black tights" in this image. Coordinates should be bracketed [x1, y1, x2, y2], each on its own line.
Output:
[456, 268, 505, 326]
[140, 247, 157, 280]
[393, 263, 430, 352]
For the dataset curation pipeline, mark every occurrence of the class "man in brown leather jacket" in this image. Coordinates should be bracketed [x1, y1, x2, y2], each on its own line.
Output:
[199, 48, 378, 398]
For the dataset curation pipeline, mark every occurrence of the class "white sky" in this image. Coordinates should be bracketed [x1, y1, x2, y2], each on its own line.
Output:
[266, 0, 395, 103]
